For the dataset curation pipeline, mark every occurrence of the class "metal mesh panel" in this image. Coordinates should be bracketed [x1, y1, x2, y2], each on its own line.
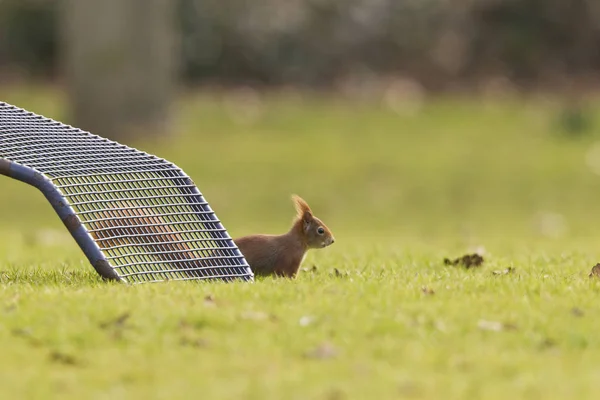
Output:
[0, 102, 253, 283]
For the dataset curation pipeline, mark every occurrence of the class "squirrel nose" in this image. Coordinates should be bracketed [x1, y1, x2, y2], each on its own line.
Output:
[330, 238, 335, 244]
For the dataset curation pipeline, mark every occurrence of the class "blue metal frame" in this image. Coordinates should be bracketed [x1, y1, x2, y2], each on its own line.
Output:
[0, 159, 122, 281]
[0, 100, 254, 283]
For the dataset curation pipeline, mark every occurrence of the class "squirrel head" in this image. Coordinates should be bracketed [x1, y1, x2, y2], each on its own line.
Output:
[291, 194, 335, 249]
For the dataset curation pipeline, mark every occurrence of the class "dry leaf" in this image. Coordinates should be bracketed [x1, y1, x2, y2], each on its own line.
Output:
[49, 351, 79, 366]
[203, 294, 216, 307]
[302, 265, 318, 273]
[444, 253, 484, 268]
[99, 312, 130, 329]
[492, 267, 515, 275]
[571, 307, 584, 317]
[180, 337, 209, 348]
[326, 389, 346, 400]
[331, 268, 348, 278]
[477, 319, 517, 332]
[304, 342, 338, 359]
[11, 328, 33, 338]
[299, 315, 316, 327]
[539, 338, 557, 350]
[421, 286, 435, 295]
[11, 327, 43, 347]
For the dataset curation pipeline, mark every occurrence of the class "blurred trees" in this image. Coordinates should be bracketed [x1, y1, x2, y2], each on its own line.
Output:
[0, 0, 58, 77]
[59, 0, 177, 140]
[1, 0, 599, 91]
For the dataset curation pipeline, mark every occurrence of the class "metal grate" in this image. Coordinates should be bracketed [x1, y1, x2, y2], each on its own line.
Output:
[0, 101, 253, 284]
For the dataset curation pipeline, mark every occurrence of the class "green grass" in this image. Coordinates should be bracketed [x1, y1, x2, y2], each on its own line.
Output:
[3, 84, 600, 399]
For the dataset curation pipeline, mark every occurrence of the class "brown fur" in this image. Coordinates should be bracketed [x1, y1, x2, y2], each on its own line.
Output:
[86, 195, 334, 279]
[88, 201, 199, 273]
[233, 194, 335, 278]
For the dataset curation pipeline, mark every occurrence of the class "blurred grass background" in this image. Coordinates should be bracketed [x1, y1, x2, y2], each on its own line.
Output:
[4, 3, 600, 398]
[2, 0, 600, 255]
[3, 84, 600, 257]
[5, 84, 600, 399]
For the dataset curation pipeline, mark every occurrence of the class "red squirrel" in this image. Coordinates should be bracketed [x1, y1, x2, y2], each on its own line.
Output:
[88, 200, 199, 268]
[87, 195, 334, 279]
[233, 195, 335, 278]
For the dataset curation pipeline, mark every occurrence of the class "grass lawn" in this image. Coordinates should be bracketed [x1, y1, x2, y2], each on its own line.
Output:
[2, 84, 600, 399]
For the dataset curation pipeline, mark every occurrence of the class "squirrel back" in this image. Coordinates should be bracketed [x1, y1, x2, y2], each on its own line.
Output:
[87, 200, 207, 277]
[233, 194, 335, 278]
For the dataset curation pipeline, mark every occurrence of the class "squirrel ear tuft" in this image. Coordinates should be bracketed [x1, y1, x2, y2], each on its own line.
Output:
[292, 194, 312, 221]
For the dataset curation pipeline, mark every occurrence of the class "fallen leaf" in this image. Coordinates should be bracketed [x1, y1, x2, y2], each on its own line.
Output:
[179, 319, 206, 331]
[302, 265, 318, 273]
[539, 338, 557, 350]
[477, 319, 517, 332]
[326, 389, 346, 400]
[492, 267, 515, 275]
[49, 351, 79, 366]
[180, 337, 209, 348]
[444, 253, 484, 269]
[99, 312, 130, 329]
[571, 307, 584, 317]
[398, 381, 422, 397]
[421, 286, 435, 295]
[11, 328, 33, 338]
[331, 268, 348, 278]
[203, 295, 216, 307]
[503, 322, 518, 331]
[299, 315, 316, 327]
[304, 342, 338, 359]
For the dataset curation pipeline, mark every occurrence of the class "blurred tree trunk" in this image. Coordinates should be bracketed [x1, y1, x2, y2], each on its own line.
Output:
[60, 0, 177, 141]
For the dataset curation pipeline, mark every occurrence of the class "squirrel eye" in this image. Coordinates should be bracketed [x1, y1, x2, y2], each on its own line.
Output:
[317, 227, 325, 235]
